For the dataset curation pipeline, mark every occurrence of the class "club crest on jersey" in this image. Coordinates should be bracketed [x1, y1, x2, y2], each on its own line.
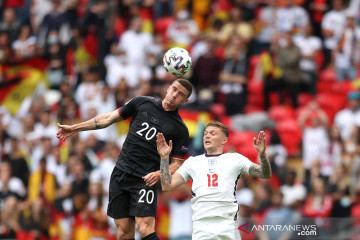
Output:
[208, 158, 217, 173]
[151, 117, 159, 124]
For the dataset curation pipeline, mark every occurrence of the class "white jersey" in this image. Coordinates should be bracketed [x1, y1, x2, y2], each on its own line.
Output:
[177, 153, 253, 222]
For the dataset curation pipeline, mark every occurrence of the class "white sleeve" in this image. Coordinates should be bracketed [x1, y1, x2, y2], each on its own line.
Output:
[236, 154, 253, 175]
[9, 178, 26, 197]
[314, 38, 322, 50]
[322, 13, 332, 29]
[176, 158, 192, 182]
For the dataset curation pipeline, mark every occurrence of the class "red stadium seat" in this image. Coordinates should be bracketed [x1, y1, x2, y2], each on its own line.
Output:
[268, 105, 296, 122]
[244, 105, 264, 114]
[315, 93, 347, 123]
[297, 93, 313, 107]
[210, 103, 226, 119]
[319, 69, 336, 82]
[154, 17, 175, 45]
[247, 81, 264, 95]
[276, 120, 302, 156]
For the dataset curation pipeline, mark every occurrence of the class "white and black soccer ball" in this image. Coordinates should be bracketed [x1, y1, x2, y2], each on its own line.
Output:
[163, 47, 192, 76]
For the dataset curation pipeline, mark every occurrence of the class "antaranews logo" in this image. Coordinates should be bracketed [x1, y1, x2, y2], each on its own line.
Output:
[239, 223, 317, 237]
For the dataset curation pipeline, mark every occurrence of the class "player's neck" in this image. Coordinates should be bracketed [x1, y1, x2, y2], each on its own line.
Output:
[162, 101, 177, 111]
[205, 149, 223, 156]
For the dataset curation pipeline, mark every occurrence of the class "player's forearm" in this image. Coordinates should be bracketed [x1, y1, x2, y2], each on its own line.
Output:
[248, 153, 272, 179]
[73, 113, 114, 132]
[160, 157, 173, 191]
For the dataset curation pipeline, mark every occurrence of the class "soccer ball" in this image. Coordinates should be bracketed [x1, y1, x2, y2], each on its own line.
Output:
[163, 47, 192, 76]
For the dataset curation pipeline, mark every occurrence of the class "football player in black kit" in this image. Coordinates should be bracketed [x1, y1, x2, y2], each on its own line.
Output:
[56, 79, 192, 240]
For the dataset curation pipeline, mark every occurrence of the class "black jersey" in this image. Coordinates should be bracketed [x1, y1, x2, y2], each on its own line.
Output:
[116, 96, 189, 177]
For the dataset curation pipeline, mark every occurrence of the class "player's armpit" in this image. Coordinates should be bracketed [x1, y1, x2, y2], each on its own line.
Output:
[248, 154, 271, 179]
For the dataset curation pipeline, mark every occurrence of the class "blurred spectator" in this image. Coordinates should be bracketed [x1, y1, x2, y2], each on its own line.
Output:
[34, 108, 59, 145]
[44, 30, 66, 89]
[11, 25, 37, 59]
[266, 131, 288, 183]
[0, 196, 20, 239]
[219, 7, 253, 46]
[276, 0, 309, 34]
[263, 191, 294, 240]
[75, 67, 104, 120]
[4, 137, 29, 186]
[334, 91, 360, 141]
[298, 101, 330, 189]
[236, 177, 255, 208]
[334, 12, 360, 81]
[303, 177, 333, 235]
[0, 31, 12, 63]
[192, 37, 222, 97]
[234, 0, 257, 22]
[304, 0, 331, 37]
[329, 166, 356, 219]
[119, 17, 153, 67]
[167, 184, 192, 240]
[17, 198, 51, 239]
[38, 0, 71, 47]
[253, 183, 272, 215]
[327, 126, 343, 167]
[167, 10, 199, 48]
[281, 170, 307, 210]
[0, 161, 27, 201]
[28, 157, 57, 204]
[154, 0, 174, 19]
[275, 31, 304, 108]
[321, 0, 346, 69]
[30, 0, 53, 34]
[220, 36, 248, 115]
[254, 0, 277, 54]
[30, 137, 57, 173]
[293, 24, 322, 95]
[0, 8, 21, 44]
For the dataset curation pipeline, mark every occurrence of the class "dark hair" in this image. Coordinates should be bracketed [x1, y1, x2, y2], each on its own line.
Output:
[174, 78, 193, 98]
[206, 121, 229, 137]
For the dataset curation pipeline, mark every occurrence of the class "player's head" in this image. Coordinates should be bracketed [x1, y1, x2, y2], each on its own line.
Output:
[164, 78, 192, 109]
[203, 121, 229, 154]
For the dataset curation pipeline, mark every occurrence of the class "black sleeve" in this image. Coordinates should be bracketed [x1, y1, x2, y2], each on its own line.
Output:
[117, 97, 145, 119]
[171, 128, 190, 160]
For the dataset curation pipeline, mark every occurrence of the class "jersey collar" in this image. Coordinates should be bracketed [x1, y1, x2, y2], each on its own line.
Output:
[205, 153, 224, 157]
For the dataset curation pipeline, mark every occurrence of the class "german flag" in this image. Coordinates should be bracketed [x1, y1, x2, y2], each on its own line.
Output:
[0, 59, 48, 115]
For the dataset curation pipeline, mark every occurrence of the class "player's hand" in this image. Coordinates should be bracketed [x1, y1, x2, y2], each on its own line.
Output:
[253, 131, 266, 155]
[57, 123, 75, 141]
[156, 133, 172, 158]
[142, 171, 160, 186]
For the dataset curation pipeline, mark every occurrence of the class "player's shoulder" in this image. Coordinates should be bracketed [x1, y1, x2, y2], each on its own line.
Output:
[127, 96, 160, 106]
[222, 152, 249, 161]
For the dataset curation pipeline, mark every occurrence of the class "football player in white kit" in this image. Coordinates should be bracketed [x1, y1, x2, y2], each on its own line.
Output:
[155, 121, 271, 240]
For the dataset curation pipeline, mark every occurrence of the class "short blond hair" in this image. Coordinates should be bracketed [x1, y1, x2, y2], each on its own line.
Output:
[206, 121, 229, 137]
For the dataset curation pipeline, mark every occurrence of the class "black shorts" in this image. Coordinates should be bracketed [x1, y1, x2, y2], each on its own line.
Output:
[107, 167, 158, 219]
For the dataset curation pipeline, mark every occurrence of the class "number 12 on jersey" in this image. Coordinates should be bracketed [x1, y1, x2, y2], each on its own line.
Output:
[207, 173, 218, 187]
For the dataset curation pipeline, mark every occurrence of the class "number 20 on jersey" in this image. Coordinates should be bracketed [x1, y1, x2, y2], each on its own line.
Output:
[207, 173, 218, 187]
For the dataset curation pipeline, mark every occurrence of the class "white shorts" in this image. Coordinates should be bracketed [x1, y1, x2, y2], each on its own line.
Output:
[192, 217, 241, 240]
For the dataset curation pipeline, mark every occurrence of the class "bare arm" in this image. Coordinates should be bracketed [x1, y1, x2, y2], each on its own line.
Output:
[160, 156, 186, 191]
[248, 131, 272, 179]
[57, 109, 122, 141]
[248, 153, 272, 179]
[142, 158, 184, 187]
[156, 133, 186, 191]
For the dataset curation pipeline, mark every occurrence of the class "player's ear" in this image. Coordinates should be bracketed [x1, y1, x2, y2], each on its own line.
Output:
[222, 137, 228, 145]
[182, 98, 189, 104]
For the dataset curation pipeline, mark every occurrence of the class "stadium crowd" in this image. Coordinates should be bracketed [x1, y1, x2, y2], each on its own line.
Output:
[1, 0, 360, 239]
